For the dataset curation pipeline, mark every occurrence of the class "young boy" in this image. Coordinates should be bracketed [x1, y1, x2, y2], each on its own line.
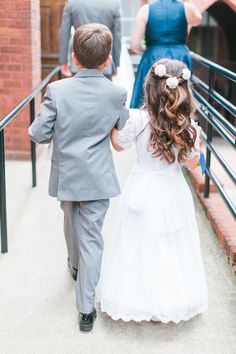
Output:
[28, 24, 129, 332]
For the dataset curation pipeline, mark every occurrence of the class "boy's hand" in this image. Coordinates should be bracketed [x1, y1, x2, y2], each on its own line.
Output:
[61, 64, 72, 77]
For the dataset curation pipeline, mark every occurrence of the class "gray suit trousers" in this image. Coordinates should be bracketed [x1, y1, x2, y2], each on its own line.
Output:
[61, 199, 110, 314]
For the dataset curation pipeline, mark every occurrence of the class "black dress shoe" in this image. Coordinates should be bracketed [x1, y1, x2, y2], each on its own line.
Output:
[79, 308, 97, 332]
[67, 258, 78, 281]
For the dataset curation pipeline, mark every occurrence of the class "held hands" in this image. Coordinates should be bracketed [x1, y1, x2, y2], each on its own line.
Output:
[111, 128, 124, 152]
[61, 64, 72, 77]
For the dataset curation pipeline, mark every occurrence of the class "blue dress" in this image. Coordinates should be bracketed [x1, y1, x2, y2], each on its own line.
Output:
[130, 0, 192, 108]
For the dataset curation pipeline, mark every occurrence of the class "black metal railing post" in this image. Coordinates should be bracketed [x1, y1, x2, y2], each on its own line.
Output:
[0, 66, 60, 254]
[0, 129, 8, 253]
[204, 68, 215, 198]
[30, 98, 37, 187]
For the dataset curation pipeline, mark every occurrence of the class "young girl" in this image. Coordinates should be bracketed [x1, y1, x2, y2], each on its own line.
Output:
[99, 58, 208, 323]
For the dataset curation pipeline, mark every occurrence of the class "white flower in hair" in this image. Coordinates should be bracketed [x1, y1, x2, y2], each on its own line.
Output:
[154, 64, 166, 77]
[166, 77, 179, 89]
[182, 68, 191, 80]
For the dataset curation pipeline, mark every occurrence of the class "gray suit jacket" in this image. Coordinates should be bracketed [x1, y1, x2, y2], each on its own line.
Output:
[29, 70, 129, 201]
[59, 0, 122, 74]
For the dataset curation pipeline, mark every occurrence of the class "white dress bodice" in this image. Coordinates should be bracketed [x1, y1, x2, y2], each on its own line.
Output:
[117, 109, 199, 175]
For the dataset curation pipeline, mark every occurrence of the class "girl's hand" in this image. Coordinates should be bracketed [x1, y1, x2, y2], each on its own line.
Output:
[197, 126, 202, 148]
[111, 128, 124, 152]
[184, 154, 200, 170]
[111, 128, 118, 144]
[182, 125, 201, 170]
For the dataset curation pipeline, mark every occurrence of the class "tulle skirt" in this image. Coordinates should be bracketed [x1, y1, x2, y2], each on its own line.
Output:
[99, 164, 208, 323]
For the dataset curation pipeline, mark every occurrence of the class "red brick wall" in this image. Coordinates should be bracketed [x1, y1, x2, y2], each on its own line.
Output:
[0, 0, 41, 160]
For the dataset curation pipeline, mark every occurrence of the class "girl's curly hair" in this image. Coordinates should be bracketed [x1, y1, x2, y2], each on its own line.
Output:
[144, 58, 197, 164]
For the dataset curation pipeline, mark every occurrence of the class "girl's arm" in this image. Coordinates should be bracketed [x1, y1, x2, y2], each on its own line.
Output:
[130, 5, 149, 54]
[182, 126, 201, 170]
[111, 109, 149, 152]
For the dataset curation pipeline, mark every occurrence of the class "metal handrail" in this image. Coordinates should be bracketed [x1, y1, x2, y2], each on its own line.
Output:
[191, 52, 236, 220]
[0, 66, 61, 253]
[0, 66, 61, 131]
[190, 52, 236, 83]
[193, 90, 235, 145]
[200, 117, 236, 188]
[192, 74, 236, 117]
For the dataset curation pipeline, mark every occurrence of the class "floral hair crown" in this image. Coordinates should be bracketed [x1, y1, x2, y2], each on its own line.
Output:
[153, 64, 191, 89]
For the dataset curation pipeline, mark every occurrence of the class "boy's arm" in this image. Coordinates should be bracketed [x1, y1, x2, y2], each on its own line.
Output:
[28, 85, 56, 144]
[115, 91, 130, 130]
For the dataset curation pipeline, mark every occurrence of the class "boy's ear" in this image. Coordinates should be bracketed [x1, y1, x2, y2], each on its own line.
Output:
[104, 55, 112, 68]
[71, 52, 77, 65]
[72, 52, 82, 68]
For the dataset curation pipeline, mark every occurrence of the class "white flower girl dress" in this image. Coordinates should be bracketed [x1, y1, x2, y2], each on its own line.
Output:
[99, 109, 208, 323]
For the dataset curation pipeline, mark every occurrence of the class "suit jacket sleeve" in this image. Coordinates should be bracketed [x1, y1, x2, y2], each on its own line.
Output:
[59, 1, 72, 64]
[115, 91, 130, 130]
[28, 85, 56, 144]
[111, 1, 122, 69]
